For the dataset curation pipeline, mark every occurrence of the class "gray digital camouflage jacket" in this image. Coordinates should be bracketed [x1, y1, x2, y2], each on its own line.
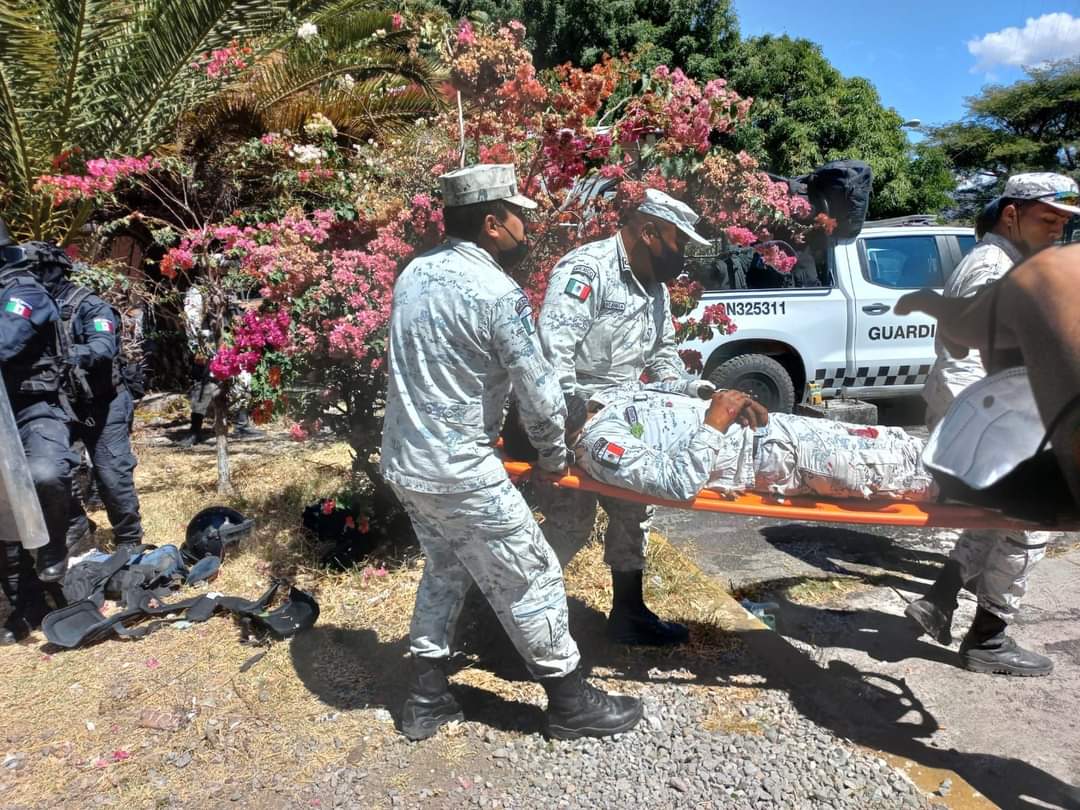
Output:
[381, 239, 567, 494]
[574, 382, 750, 501]
[538, 234, 686, 399]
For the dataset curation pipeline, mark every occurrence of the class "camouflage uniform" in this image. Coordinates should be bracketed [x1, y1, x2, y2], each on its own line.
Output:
[381, 238, 579, 678]
[575, 383, 935, 503]
[535, 234, 691, 570]
[923, 232, 1051, 622]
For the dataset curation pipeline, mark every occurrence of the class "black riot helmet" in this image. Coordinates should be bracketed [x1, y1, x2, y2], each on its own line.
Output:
[182, 506, 255, 564]
[3, 240, 73, 288]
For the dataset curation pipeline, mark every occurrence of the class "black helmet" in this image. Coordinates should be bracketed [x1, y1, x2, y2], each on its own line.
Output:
[2, 240, 72, 287]
[182, 506, 254, 564]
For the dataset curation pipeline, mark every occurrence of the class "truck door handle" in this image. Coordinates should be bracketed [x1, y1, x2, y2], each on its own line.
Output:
[862, 303, 890, 315]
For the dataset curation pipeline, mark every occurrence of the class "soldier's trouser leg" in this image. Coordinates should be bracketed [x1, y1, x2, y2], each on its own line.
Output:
[18, 408, 77, 554]
[953, 529, 1051, 622]
[83, 390, 143, 545]
[394, 479, 580, 679]
[597, 496, 651, 572]
[531, 485, 599, 569]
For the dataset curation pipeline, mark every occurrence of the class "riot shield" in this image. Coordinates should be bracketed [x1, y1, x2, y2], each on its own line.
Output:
[0, 370, 49, 549]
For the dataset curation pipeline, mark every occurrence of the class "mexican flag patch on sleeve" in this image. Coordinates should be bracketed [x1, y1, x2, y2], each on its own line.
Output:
[92, 318, 114, 333]
[596, 441, 625, 469]
[3, 298, 32, 319]
[564, 277, 592, 301]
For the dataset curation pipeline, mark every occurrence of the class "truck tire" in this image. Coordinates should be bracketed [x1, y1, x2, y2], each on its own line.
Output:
[708, 354, 796, 414]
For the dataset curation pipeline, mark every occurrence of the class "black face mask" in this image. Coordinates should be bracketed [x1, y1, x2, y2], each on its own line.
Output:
[651, 239, 685, 283]
[497, 222, 530, 271]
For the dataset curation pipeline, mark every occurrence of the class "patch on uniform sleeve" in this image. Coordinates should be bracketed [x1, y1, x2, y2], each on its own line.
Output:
[3, 297, 32, 319]
[570, 264, 598, 282]
[624, 406, 639, 425]
[592, 439, 625, 469]
[92, 317, 115, 333]
[564, 277, 592, 301]
[513, 295, 535, 335]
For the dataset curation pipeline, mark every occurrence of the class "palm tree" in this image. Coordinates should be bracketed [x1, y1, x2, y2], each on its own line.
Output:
[187, 8, 444, 147]
[0, 0, 444, 243]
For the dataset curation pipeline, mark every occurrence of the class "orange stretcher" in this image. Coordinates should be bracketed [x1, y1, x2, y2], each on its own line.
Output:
[503, 460, 1077, 532]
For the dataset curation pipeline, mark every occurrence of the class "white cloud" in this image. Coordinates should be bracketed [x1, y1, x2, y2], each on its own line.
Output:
[968, 12, 1080, 72]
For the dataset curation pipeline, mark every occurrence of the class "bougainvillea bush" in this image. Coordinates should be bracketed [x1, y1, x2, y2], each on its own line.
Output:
[36, 16, 832, 537]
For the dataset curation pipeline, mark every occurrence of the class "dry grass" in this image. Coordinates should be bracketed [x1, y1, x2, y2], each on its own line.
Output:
[0, 428, 750, 808]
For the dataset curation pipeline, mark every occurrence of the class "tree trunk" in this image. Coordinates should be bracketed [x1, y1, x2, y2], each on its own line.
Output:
[214, 392, 233, 495]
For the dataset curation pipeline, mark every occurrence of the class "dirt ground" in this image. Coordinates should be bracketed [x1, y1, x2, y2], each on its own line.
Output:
[0, 415, 750, 809]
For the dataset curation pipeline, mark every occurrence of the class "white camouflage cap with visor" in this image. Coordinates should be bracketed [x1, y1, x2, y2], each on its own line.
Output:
[636, 188, 711, 246]
[438, 163, 537, 210]
[1002, 172, 1080, 217]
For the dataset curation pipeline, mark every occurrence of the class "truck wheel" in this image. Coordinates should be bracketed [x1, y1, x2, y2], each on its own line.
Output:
[708, 354, 795, 414]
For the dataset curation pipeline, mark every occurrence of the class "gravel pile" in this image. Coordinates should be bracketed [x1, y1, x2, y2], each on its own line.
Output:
[300, 671, 940, 809]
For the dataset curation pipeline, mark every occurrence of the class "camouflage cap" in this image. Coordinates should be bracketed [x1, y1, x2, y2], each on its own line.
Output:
[1002, 172, 1080, 216]
[438, 164, 537, 210]
[637, 188, 710, 246]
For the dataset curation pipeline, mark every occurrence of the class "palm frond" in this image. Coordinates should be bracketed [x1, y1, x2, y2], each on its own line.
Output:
[45, 0, 133, 147]
[95, 0, 321, 153]
[246, 49, 441, 114]
[0, 1, 57, 233]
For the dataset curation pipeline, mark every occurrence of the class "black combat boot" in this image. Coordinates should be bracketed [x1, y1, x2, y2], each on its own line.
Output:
[607, 569, 689, 646]
[35, 536, 68, 582]
[66, 516, 97, 550]
[1, 544, 49, 644]
[542, 666, 643, 740]
[905, 558, 964, 645]
[959, 607, 1054, 676]
[399, 657, 464, 741]
[230, 410, 266, 440]
[177, 414, 205, 448]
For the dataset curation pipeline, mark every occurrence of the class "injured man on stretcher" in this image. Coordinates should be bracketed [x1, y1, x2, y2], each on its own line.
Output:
[503, 382, 936, 503]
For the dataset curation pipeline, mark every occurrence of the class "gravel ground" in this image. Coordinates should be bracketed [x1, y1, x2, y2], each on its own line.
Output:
[287, 669, 942, 810]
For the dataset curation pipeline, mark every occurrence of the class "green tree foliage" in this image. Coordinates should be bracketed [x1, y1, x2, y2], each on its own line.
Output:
[726, 35, 953, 218]
[930, 58, 1080, 188]
[431, 0, 739, 75]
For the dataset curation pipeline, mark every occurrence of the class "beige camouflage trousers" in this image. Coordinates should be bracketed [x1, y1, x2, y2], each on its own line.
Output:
[530, 485, 651, 572]
[949, 529, 1051, 621]
[926, 400, 1050, 622]
[392, 479, 580, 679]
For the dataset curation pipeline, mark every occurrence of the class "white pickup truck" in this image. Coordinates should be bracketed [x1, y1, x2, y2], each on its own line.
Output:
[684, 216, 977, 413]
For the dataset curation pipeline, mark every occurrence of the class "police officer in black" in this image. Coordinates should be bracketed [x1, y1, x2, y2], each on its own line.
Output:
[36, 255, 145, 554]
[0, 221, 76, 642]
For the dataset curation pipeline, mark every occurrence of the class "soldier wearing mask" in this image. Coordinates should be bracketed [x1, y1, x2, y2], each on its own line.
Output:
[38, 260, 145, 555]
[381, 164, 641, 742]
[907, 172, 1079, 676]
[536, 189, 715, 646]
[0, 223, 76, 642]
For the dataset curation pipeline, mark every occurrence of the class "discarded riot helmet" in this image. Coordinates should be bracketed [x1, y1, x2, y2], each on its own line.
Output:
[182, 506, 254, 564]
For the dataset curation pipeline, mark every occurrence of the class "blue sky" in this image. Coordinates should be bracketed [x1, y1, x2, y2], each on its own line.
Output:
[731, 2, 1080, 129]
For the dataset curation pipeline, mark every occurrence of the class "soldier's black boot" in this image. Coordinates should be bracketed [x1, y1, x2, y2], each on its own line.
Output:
[229, 410, 265, 440]
[959, 607, 1053, 676]
[1, 545, 49, 644]
[542, 666, 643, 740]
[399, 657, 464, 741]
[607, 569, 689, 646]
[177, 414, 205, 448]
[35, 536, 68, 582]
[905, 558, 964, 645]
